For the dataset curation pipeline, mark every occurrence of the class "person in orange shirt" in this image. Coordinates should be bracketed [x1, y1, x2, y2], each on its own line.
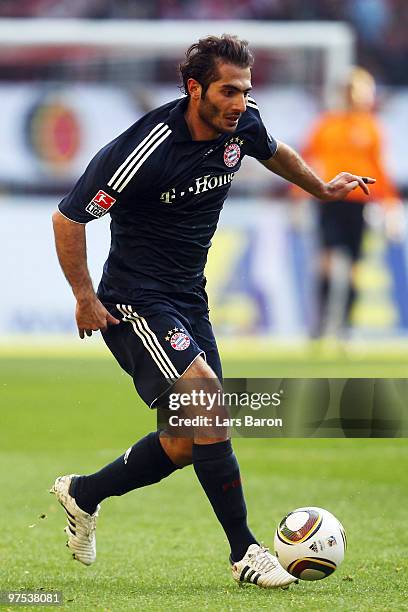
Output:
[301, 67, 403, 337]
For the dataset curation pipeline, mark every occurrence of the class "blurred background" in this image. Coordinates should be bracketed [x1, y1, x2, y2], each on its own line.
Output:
[2, 8, 408, 607]
[1, 1, 408, 348]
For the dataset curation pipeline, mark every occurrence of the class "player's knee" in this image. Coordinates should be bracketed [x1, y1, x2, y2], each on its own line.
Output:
[176, 356, 225, 410]
[172, 356, 230, 438]
[172, 439, 193, 467]
[181, 354, 219, 382]
[160, 434, 193, 467]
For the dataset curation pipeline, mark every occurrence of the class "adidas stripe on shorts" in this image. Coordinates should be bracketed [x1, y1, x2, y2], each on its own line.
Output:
[100, 288, 222, 408]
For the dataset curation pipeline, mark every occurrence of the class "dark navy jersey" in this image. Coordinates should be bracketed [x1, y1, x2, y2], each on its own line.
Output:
[58, 95, 277, 302]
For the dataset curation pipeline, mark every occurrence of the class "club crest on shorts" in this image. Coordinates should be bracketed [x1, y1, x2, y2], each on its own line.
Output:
[165, 327, 190, 351]
[86, 189, 116, 218]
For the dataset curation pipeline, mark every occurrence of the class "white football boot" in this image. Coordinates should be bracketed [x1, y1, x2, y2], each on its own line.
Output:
[231, 544, 298, 589]
[50, 474, 99, 566]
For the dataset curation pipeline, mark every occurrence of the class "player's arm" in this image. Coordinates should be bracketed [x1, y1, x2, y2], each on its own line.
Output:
[259, 140, 375, 201]
[52, 211, 119, 339]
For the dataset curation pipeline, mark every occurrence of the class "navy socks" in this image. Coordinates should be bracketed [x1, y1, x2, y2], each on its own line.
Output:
[192, 439, 257, 562]
[70, 433, 256, 562]
[70, 431, 178, 514]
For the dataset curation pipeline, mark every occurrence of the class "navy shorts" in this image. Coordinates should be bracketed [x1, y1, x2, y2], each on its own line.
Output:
[317, 199, 366, 261]
[100, 287, 222, 408]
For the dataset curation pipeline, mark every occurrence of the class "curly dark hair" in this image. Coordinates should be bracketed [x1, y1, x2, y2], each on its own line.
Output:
[179, 34, 254, 98]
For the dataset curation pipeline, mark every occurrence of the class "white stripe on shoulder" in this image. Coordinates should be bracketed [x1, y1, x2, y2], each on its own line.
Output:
[247, 96, 258, 106]
[108, 122, 165, 189]
[115, 128, 172, 193]
[246, 102, 259, 110]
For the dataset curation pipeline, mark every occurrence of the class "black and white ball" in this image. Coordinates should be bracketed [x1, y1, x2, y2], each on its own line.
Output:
[274, 507, 347, 580]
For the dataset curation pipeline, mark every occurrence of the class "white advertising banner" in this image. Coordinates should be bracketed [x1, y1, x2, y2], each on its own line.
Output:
[0, 197, 306, 338]
[0, 197, 110, 335]
[0, 84, 405, 190]
[0, 85, 140, 186]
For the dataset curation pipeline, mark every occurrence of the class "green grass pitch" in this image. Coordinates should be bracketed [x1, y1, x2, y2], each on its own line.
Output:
[1, 350, 407, 611]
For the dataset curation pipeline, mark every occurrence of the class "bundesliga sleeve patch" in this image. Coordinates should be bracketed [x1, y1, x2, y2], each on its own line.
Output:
[86, 190, 116, 218]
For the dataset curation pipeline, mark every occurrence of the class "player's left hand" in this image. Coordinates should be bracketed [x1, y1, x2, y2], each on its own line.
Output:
[323, 172, 376, 201]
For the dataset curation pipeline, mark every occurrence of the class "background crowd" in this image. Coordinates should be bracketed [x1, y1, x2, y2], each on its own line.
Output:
[0, 0, 407, 85]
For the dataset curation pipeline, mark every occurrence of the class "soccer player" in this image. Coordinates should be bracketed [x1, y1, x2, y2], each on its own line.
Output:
[299, 67, 402, 337]
[51, 35, 374, 589]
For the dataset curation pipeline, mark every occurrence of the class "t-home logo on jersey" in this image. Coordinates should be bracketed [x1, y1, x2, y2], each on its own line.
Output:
[86, 190, 116, 218]
[160, 172, 235, 204]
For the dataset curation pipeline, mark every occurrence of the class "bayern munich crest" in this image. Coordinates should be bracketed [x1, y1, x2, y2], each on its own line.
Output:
[165, 327, 191, 351]
[224, 138, 242, 168]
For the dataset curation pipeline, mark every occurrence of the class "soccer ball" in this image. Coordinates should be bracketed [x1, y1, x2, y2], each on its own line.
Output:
[274, 507, 347, 580]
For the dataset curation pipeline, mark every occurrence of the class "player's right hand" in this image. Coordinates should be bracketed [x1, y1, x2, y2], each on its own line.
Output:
[75, 297, 120, 339]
